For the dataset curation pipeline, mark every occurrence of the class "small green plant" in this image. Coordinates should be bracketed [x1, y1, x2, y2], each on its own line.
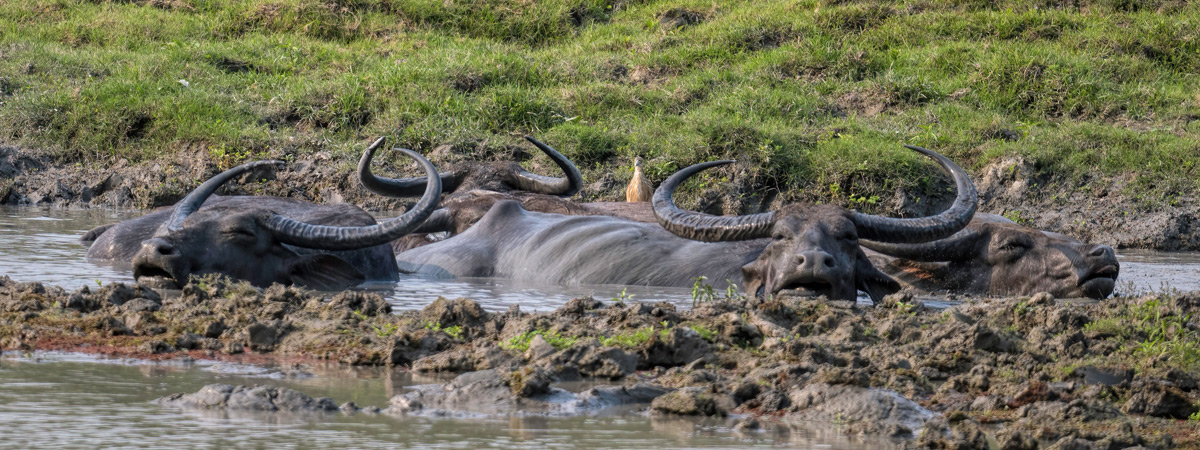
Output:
[354, 309, 400, 337]
[1189, 409, 1200, 421]
[373, 323, 399, 338]
[848, 193, 879, 206]
[611, 287, 634, 303]
[692, 276, 716, 307]
[1003, 210, 1032, 225]
[95, 279, 102, 287]
[424, 322, 464, 339]
[688, 324, 717, 342]
[722, 280, 748, 302]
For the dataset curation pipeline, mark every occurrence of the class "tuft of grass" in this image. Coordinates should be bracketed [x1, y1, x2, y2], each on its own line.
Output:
[1083, 296, 1200, 373]
[599, 327, 658, 348]
[424, 321, 463, 339]
[688, 324, 716, 342]
[501, 329, 577, 352]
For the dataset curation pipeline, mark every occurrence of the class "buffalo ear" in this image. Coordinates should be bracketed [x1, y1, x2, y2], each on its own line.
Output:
[854, 248, 900, 304]
[741, 260, 766, 299]
[288, 254, 367, 290]
[81, 223, 116, 243]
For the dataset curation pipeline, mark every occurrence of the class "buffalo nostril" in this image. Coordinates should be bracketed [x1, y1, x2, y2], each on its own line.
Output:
[824, 256, 835, 268]
[796, 255, 806, 265]
[1089, 245, 1114, 258]
[156, 243, 177, 256]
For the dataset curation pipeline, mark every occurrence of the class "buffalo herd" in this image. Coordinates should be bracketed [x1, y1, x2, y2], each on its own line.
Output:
[82, 137, 1120, 301]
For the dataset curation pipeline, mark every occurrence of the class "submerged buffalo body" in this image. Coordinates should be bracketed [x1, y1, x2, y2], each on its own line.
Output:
[360, 136, 655, 252]
[84, 145, 441, 290]
[397, 146, 979, 302]
[864, 213, 1120, 299]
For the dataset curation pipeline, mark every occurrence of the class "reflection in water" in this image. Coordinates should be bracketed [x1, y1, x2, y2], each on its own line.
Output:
[0, 206, 1197, 312]
[0, 352, 895, 450]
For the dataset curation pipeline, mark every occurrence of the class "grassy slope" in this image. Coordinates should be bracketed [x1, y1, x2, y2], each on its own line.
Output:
[1, 0, 1198, 208]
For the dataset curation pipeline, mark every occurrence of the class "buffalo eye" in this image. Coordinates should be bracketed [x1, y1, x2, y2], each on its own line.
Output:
[997, 239, 1029, 253]
[772, 232, 787, 241]
[222, 227, 257, 240]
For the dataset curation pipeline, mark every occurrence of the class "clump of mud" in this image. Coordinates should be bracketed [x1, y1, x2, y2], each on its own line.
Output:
[2, 275, 1198, 447]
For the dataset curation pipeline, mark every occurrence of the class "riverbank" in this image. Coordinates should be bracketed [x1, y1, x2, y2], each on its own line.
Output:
[2, 275, 1197, 447]
[3, 0, 1200, 250]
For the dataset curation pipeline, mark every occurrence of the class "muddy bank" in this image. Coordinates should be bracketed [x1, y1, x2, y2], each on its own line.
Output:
[3, 144, 1198, 251]
[975, 156, 1200, 251]
[2, 275, 1198, 448]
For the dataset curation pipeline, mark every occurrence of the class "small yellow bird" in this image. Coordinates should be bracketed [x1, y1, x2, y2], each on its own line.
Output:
[626, 157, 653, 203]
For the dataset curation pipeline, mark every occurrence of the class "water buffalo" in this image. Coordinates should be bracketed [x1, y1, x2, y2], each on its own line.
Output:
[83, 147, 441, 290]
[862, 213, 1120, 299]
[358, 136, 654, 252]
[394, 145, 978, 302]
[358, 135, 582, 198]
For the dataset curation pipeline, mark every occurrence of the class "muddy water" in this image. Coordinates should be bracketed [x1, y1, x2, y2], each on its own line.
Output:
[0, 351, 889, 450]
[0, 206, 702, 311]
[1113, 249, 1200, 295]
[1, 206, 1198, 309]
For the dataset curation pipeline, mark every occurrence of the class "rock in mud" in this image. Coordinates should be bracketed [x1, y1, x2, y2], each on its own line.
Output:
[533, 339, 638, 380]
[573, 384, 671, 409]
[1121, 381, 1197, 419]
[120, 297, 160, 313]
[651, 387, 727, 416]
[158, 384, 338, 412]
[420, 297, 489, 333]
[386, 369, 669, 416]
[787, 383, 935, 436]
[325, 290, 391, 317]
[387, 369, 546, 415]
[244, 320, 290, 352]
[640, 327, 712, 369]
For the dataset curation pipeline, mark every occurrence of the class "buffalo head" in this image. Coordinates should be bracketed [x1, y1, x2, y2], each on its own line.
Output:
[131, 146, 441, 290]
[357, 135, 582, 198]
[358, 135, 586, 237]
[862, 214, 1119, 299]
[652, 146, 978, 302]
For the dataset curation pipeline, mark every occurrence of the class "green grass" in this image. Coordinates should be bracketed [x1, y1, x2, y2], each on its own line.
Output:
[424, 321, 463, 339]
[598, 327, 659, 348]
[501, 329, 578, 352]
[2, 0, 1199, 204]
[1084, 296, 1200, 374]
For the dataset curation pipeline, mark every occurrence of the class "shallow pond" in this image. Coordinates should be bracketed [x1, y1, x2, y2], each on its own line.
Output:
[1, 206, 1196, 309]
[0, 351, 895, 449]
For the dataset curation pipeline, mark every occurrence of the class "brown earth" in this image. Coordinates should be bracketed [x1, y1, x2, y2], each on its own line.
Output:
[2, 275, 1198, 448]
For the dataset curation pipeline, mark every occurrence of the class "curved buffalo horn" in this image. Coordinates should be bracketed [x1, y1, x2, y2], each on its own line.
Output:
[850, 145, 977, 243]
[159, 160, 284, 235]
[501, 136, 583, 196]
[358, 136, 464, 197]
[357, 135, 581, 197]
[265, 148, 442, 251]
[861, 228, 983, 262]
[652, 160, 775, 242]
